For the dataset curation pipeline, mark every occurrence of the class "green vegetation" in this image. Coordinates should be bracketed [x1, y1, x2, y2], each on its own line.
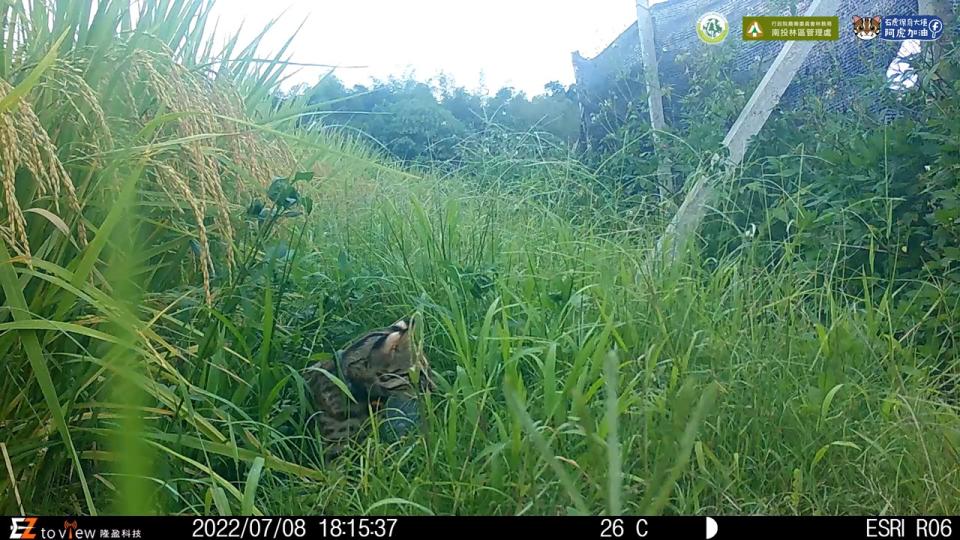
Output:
[1, 0, 958, 516]
[286, 73, 580, 167]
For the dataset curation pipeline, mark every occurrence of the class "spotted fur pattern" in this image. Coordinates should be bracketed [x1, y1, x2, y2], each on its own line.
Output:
[304, 317, 434, 456]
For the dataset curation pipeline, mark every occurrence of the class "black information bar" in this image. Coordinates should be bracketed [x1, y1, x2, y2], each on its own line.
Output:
[6, 516, 956, 540]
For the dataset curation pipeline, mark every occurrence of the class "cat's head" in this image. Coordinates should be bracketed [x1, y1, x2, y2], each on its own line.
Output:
[340, 316, 435, 394]
[852, 16, 881, 40]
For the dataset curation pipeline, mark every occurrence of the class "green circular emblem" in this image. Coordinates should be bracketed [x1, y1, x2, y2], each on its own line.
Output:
[697, 11, 729, 45]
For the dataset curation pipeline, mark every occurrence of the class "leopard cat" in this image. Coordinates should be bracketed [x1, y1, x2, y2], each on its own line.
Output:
[304, 317, 434, 457]
[852, 16, 881, 41]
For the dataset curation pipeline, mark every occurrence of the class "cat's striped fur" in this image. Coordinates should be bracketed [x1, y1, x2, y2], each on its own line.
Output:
[304, 317, 434, 456]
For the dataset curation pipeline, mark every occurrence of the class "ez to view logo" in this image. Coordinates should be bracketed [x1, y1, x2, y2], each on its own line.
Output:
[10, 519, 88, 540]
[10, 518, 38, 540]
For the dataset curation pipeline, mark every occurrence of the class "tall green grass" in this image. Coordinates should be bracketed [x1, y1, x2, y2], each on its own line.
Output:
[1, 0, 958, 516]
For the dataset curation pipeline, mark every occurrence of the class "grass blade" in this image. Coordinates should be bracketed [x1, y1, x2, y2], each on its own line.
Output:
[241, 456, 265, 516]
[603, 350, 622, 515]
[504, 377, 588, 514]
[0, 242, 97, 514]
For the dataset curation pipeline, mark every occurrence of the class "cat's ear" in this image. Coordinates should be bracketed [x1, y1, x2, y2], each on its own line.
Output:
[872, 16, 881, 25]
[379, 321, 412, 354]
[387, 316, 417, 336]
[852, 15, 861, 23]
[389, 317, 414, 332]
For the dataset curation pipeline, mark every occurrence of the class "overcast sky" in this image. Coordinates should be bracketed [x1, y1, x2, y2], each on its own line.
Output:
[206, 0, 648, 96]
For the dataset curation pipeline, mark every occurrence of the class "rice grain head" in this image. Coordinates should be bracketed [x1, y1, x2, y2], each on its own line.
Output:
[0, 79, 87, 257]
